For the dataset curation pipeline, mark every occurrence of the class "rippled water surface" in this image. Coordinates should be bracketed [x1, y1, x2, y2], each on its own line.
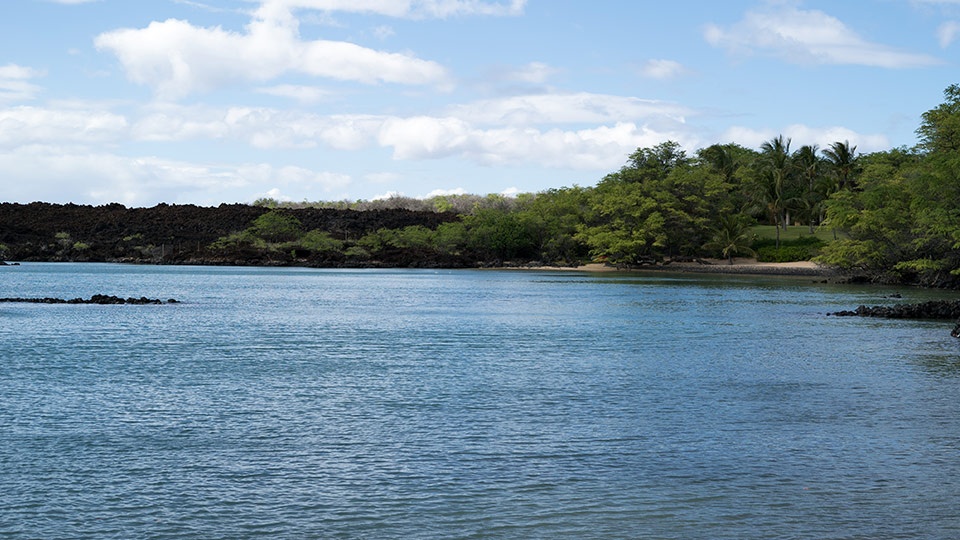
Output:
[2, 263, 960, 539]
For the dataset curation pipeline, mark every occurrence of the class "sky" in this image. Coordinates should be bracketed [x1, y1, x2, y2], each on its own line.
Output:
[1, 0, 958, 206]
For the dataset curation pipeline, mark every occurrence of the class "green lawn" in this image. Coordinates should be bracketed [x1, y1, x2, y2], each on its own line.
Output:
[751, 225, 837, 243]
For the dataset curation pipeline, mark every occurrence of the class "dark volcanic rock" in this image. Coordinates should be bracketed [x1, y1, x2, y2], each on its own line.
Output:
[0, 202, 459, 265]
[0, 295, 176, 304]
[831, 299, 960, 320]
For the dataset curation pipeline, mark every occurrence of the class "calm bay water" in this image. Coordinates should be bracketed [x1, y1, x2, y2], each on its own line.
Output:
[1, 263, 959, 539]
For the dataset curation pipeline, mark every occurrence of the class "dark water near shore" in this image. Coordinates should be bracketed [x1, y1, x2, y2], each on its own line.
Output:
[2, 263, 960, 539]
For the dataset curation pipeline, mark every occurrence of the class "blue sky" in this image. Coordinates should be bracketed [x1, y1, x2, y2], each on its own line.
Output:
[1, 0, 958, 206]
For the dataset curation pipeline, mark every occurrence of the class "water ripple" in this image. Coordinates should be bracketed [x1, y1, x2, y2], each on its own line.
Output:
[1, 265, 960, 538]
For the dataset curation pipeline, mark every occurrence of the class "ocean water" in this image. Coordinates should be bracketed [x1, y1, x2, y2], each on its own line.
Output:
[1, 263, 959, 539]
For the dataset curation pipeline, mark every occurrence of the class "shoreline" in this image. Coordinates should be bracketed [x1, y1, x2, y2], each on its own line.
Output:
[510, 258, 836, 277]
[4, 257, 835, 278]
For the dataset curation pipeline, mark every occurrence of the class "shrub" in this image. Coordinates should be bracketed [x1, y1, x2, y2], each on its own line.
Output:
[297, 230, 344, 254]
[250, 211, 301, 243]
[755, 236, 825, 262]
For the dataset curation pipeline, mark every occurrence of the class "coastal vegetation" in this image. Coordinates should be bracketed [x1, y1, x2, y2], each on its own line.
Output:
[1, 84, 959, 287]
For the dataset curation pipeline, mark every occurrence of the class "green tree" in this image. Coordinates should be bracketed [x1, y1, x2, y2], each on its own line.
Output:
[699, 144, 739, 184]
[822, 140, 859, 192]
[816, 149, 920, 276]
[620, 141, 690, 183]
[298, 230, 344, 255]
[513, 187, 589, 264]
[462, 208, 536, 261]
[250, 210, 301, 243]
[917, 83, 960, 154]
[750, 135, 796, 249]
[433, 221, 468, 258]
[577, 181, 667, 264]
[793, 144, 825, 233]
[703, 214, 756, 264]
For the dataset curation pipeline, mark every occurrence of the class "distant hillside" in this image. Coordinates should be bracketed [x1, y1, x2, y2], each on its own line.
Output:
[0, 202, 458, 266]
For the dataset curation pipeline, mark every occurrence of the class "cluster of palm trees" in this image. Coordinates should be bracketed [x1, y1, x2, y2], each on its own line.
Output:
[750, 136, 859, 248]
[696, 136, 859, 263]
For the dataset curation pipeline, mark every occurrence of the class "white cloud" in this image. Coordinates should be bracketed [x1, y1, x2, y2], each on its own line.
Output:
[0, 91, 695, 173]
[379, 116, 471, 159]
[938, 21, 960, 47]
[423, 187, 466, 197]
[0, 145, 351, 206]
[372, 25, 395, 40]
[0, 65, 44, 103]
[255, 187, 295, 202]
[447, 92, 690, 126]
[114, 93, 695, 169]
[502, 62, 558, 84]
[377, 117, 696, 169]
[94, 5, 451, 100]
[705, 4, 941, 68]
[255, 84, 333, 103]
[371, 186, 469, 200]
[372, 190, 404, 200]
[261, 0, 526, 18]
[0, 147, 245, 205]
[130, 104, 383, 150]
[0, 106, 127, 147]
[239, 163, 352, 190]
[639, 59, 687, 80]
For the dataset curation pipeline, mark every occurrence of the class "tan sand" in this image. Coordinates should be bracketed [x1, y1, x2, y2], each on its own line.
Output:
[512, 258, 833, 277]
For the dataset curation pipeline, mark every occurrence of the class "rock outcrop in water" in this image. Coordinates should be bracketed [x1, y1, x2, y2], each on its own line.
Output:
[831, 299, 960, 337]
[0, 294, 178, 304]
[830, 299, 960, 320]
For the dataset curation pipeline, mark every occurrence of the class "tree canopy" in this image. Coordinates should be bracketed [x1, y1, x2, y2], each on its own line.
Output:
[205, 84, 960, 287]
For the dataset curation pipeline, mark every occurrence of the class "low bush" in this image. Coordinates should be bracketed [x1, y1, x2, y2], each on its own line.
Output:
[754, 236, 825, 262]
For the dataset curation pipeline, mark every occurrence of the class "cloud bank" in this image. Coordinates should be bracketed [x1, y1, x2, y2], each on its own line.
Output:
[705, 4, 941, 68]
[94, 5, 451, 100]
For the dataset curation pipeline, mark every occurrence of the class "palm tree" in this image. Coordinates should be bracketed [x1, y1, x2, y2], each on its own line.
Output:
[821, 140, 859, 239]
[700, 144, 738, 184]
[757, 135, 794, 248]
[704, 214, 756, 264]
[822, 140, 858, 191]
[793, 144, 825, 233]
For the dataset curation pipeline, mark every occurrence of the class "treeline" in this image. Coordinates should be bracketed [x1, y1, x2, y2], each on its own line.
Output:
[219, 139, 837, 269]
[225, 84, 960, 286]
[4, 86, 956, 285]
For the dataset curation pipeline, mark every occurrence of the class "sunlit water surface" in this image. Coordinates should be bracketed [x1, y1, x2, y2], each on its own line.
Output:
[2, 263, 959, 539]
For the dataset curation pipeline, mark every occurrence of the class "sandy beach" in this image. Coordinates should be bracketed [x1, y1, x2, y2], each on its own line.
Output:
[518, 258, 834, 277]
